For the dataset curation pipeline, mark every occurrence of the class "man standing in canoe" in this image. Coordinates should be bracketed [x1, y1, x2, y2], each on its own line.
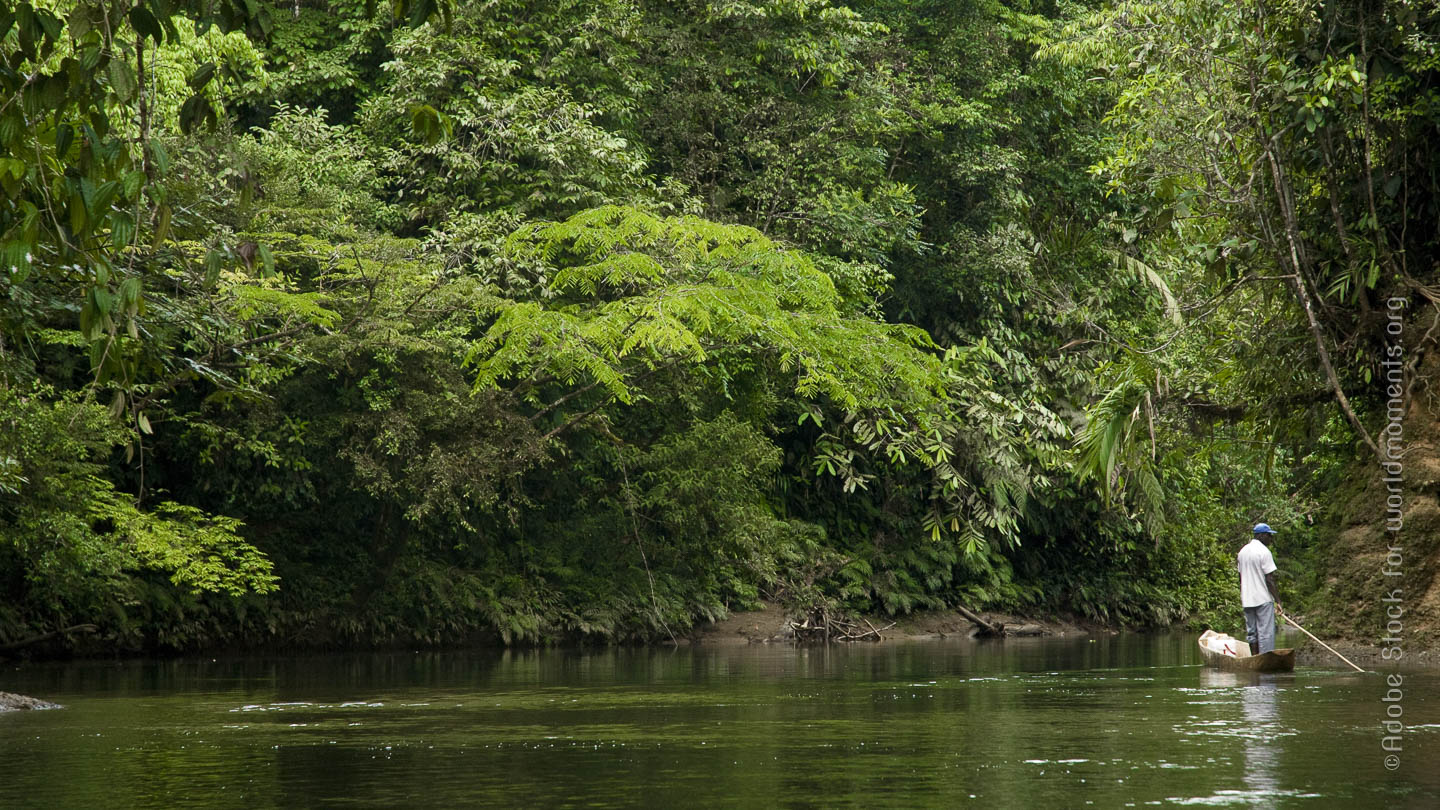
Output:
[1238, 523, 1281, 655]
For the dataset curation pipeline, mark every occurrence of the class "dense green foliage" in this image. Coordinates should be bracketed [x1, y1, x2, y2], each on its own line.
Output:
[3, 0, 1433, 652]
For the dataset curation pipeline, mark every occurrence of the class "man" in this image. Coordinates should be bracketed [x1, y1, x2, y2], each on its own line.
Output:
[1238, 523, 1281, 655]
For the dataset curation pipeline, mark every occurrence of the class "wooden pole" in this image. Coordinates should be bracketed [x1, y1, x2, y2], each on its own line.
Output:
[1280, 610, 1366, 673]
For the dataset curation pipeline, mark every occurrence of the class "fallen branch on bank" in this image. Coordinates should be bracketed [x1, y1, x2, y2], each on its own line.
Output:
[789, 606, 894, 642]
[839, 618, 896, 642]
[954, 605, 1004, 636]
[0, 624, 98, 654]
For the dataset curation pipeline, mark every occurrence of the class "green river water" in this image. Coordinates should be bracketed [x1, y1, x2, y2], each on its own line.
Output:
[2, 633, 1437, 808]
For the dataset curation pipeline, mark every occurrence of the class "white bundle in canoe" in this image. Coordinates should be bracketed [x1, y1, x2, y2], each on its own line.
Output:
[1199, 629, 1252, 658]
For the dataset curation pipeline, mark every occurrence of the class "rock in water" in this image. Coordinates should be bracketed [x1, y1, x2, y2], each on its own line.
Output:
[0, 691, 63, 711]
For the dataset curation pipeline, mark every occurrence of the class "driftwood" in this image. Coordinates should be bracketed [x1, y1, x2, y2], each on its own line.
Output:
[954, 605, 1004, 636]
[1007, 623, 1047, 636]
[789, 604, 1020, 641]
[789, 606, 894, 642]
[0, 624, 98, 653]
[843, 618, 896, 642]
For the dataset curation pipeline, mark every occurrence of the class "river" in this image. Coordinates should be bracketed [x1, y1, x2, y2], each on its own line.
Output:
[2, 633, 1437, 808]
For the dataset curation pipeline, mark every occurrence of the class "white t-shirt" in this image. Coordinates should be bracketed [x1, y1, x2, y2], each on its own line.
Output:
[1237, 538, 1278, 608]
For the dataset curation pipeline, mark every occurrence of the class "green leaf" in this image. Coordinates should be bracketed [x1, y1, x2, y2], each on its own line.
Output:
[69, 193, 89, 234]
[408, 104, 450, 145]
[128, 6, 163, 44]
[110, 210, 136, 249]
[91, 338, 110, 376]
[38, 73, 67, 111]
[179, 93, 210, 135]
[78, 43, 103, 71]
[79, 300, 96, 340]
[156, 4, 181, 43]
[151, 204, 172, 248]
[151, 141, 171, 175]
[407, 0, 437, 28]
[0, 157, 25, 181]
[35, 7, 62, 41]
[55, 122, 73, 158]
[92, 180, 121, 216]
[119, 276, 142, 306]
[108, 58, 138, 102]
[2, 240, 33, 283]
[204, 249, 225, 287]
[187, 61, 217, 90]
[123, 170, 146, 200]
[14, 6, 38, 58]
[91, 285, 114, 315]
[67, 5, 93, 39]
[0, 111, 21, 146]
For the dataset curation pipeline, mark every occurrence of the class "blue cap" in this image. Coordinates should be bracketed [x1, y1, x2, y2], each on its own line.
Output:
[1253, 523, 1277, 534]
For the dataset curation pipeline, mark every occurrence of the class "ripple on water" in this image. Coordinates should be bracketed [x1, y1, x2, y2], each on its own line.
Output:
[1164, 788, 1324, 805]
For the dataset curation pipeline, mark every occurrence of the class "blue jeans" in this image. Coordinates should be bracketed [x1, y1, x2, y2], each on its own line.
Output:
[1244, 601, 1276, 654]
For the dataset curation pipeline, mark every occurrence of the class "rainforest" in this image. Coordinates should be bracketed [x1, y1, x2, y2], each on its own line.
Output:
[2, 0, 1437, 656]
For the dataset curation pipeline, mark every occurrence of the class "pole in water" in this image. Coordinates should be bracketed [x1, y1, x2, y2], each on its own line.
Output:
[1280, 609, 1366, 673]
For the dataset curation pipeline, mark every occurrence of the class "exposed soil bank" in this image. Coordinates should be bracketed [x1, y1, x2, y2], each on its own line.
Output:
[1292, 638, 1440, 669]
[1311, 333, 1440, 652]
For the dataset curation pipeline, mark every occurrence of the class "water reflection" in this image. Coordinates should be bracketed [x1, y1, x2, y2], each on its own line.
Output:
[1241, 676, 1281, 805]
[1196, 668, 1287, 808]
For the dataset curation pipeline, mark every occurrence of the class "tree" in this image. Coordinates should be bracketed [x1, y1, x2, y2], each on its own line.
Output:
[1047, 0, 1435, 463]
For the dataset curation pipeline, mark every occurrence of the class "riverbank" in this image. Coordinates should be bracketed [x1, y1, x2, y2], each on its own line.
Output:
[1292, 638, 1440, 668]
[692, 603, 1440, 670]
[689, 603, 1101, 645]
[6, 602, 1431, 668]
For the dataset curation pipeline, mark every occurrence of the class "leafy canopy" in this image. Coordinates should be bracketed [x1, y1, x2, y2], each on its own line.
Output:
[470, 206, 946, 415]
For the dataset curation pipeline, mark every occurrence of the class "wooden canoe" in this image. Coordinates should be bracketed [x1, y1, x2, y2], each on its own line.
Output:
[1198, 629, 1295, 673]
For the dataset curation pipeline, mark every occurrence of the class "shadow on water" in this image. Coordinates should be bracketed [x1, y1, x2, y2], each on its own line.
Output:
[1, 634, 1437, 808]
